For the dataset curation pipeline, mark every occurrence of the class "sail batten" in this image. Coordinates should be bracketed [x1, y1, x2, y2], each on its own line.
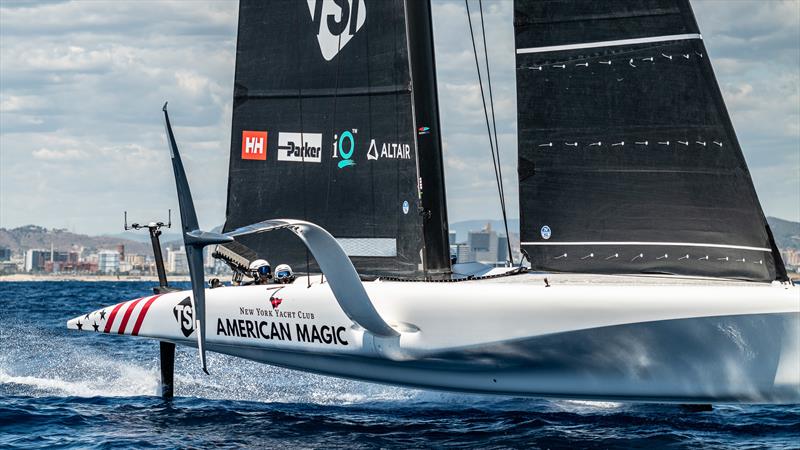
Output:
[517, 33, 701, 54]
[514, 0, 786, 281]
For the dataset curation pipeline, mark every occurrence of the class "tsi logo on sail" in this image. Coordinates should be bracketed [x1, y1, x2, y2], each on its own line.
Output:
[277, 132, 322, 163]
[308, 0, 366, 61]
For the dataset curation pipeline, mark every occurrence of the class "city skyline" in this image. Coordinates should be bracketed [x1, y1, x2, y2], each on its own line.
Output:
[1, 0, 798, 235]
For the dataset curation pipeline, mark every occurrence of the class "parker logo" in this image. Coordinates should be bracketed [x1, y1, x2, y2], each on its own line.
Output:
[278, 132, 322, 163]
[173, 297, 195, 338]
[307, 0, 366, 61]
[241, 130, 267, 160]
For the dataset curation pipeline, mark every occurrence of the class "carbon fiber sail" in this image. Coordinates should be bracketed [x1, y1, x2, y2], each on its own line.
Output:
[223, 0, 449, 278]
[514, 0, 786, 281]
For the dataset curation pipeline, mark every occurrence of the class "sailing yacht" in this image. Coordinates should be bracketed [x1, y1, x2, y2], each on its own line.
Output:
[68, 0, 799, 403]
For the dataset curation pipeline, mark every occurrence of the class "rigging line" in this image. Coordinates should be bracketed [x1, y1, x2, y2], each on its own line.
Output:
[300, 8, 310, 288]
[465, 0, 512, 266]
[478, 0, 514, 266]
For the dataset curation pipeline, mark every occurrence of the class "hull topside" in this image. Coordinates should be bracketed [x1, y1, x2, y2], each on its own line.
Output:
[67, 275, 800, 403]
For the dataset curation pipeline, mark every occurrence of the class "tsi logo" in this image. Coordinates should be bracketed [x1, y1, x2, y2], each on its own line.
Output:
[173, 297, 195, 338]
[241, 130, 267, 161]
[307, 0, 366, 61]
[278, 132, 322, 163]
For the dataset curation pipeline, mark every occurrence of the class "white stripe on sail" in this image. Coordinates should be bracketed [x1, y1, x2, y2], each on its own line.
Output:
[337, 238, 397, 257]
[516, 33, 702, 54]
[520, 241, 770, 252]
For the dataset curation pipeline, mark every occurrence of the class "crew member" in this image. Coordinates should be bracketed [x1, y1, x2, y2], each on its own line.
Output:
[274, 264, 296, 284]
[245, 259, 271, 285]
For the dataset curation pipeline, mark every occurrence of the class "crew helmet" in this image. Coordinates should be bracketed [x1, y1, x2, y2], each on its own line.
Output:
[274, 264, 294, 283]
[249, 259, 271, 280]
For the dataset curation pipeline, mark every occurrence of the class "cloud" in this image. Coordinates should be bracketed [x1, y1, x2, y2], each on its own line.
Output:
[32, 148, 88, 161]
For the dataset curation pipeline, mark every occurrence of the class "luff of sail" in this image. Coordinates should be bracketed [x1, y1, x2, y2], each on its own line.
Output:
[223, 0, 450, 278]
[513, 0, 787, 281]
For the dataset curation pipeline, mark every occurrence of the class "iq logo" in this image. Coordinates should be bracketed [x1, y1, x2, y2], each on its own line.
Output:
[540, 225, 552, 240]
[241, 131, 267, 160]
[333, 130, 356, 169]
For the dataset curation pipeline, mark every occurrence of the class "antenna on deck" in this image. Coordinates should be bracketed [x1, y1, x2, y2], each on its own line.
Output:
[123, 209, 172, 290]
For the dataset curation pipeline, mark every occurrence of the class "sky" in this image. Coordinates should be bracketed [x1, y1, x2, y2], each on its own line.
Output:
[1, 0, 798, 236]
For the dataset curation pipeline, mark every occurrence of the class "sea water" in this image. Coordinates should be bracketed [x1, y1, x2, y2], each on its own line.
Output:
[1, 281, 798, 448]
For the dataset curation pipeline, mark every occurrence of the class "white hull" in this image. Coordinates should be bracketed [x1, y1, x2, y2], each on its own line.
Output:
[68, 274, 800, 403]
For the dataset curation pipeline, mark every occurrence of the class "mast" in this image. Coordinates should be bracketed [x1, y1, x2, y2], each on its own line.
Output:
[405, 0, 451, 275]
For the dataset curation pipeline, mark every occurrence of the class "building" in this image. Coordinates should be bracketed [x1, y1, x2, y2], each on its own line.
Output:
[126, 253, 147, 269]
[781, 249, 800, 267]
[497, 236, 509, 264]
[0, 261, 19, 274]
[0, 247, 11, 261]
[44, 251, 79, 273]
[449, 242, 471, 264]
[168, 247, 188, 274]
[468, 224, 501, 264]
[24, 249, 49, 272]
[97, 250, 120, 274]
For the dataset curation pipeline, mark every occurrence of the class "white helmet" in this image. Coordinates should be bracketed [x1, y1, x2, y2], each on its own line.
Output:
[249, 259, 271, 280]
[274, 264, 294, 283]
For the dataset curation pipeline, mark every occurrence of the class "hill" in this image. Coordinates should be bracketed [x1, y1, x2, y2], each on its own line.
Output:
[0, 225, 153, 256]
[767, 217, 800, 250]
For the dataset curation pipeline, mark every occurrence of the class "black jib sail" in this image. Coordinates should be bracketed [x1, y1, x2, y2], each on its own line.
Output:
[223, 0, 450, 278]
[514, 0, 787, 281]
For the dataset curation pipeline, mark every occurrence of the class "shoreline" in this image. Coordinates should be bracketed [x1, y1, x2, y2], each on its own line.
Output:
[0, 274, 192, 282]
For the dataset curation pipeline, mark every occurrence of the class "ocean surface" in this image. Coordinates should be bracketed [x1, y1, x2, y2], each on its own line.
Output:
[1, 281, 798, 449]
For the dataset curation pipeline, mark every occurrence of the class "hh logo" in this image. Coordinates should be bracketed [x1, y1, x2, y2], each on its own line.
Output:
[308, 0, 366, 61]
[241, 130, 267, 160]
[173, 297, 195, 338]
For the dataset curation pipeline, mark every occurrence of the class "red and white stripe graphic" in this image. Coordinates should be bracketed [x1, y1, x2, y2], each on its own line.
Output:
[102, 294, 163, 335]
[132, 294, 162, 336]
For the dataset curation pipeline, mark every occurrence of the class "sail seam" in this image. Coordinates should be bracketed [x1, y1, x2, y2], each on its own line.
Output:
[520, 242, 770, 252]
[516, 33, 702, 54]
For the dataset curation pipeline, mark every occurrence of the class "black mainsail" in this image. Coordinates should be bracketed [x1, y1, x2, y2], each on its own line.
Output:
[514, 0, 786, 281]
[223, 0, 450, 277]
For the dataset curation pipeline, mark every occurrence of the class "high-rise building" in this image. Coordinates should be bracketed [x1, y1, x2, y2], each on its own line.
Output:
[168, 247, 188, 274]
[24, 249, 49, 272]
[0, 248, 11, 261]
[468, 224, 500, 264]
[98, 250, 120, 274]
